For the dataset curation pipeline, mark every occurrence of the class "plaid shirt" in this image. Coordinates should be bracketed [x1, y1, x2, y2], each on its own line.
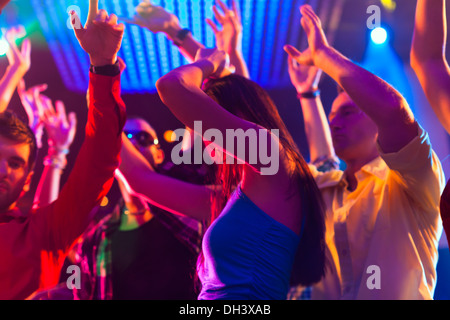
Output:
[71, 199, 203, 300]
[72, 162, 210, 300]
[28, 162, 212, 300]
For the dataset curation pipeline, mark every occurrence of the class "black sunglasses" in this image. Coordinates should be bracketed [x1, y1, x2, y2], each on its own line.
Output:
[125, 131, 159, 147]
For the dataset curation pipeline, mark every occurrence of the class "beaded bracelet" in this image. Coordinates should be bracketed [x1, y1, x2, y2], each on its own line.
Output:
[43, 154, 67, 170]
[43, 147, 69, 170]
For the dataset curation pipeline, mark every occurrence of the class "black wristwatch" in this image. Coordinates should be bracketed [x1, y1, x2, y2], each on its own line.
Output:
[90, 59, 121, 76]
[297, 89, 321, 99]
[173, 28, 191, 46]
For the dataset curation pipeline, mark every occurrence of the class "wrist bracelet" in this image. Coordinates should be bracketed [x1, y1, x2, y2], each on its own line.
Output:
[298, 89, 320, 99]
[47, 146, 70, 157]
[43, 154, 67, 170]
[173, 28, 191, 46]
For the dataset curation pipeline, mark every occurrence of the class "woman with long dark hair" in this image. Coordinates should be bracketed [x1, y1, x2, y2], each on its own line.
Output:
[119, 49, 326, 299]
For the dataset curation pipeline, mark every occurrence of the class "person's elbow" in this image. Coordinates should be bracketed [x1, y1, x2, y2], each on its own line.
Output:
[156, 73, 184, 102]
[384, 97, 415, 128]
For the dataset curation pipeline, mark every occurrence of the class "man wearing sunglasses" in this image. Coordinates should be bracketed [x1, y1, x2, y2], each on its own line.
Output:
[31, 117, 207, 300]
[124, 118, 164, 170]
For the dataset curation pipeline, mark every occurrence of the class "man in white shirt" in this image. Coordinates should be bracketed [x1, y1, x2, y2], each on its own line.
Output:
[285, 5, 444, 299]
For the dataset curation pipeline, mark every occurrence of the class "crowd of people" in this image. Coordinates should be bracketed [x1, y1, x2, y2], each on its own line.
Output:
[0, 0, 449, 300]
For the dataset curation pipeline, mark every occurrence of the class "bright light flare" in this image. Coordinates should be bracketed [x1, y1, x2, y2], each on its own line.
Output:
[0, 38, 9, 56]
[371, 27, 388, 45]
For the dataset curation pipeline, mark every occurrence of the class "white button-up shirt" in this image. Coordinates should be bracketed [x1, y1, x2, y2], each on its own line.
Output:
[309, 123, 445, 299]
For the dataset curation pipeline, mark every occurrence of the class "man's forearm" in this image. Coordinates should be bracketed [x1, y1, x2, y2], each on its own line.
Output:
[164, 26, 204, 62]
[410, 0, 450, 134]
[316, 47, 412, 127]
[33, 149, 69, 207]
[315, 46, 419, 153]
[0, 65, 27, 112]
[33, 165, 62, 208]
[299, 95, 335, 163]
[411, 0, 446, 63]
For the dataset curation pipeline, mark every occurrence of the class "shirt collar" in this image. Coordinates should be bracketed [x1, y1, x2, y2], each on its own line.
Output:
[337, 156, 388, 188]
[358, 156, 389, 180]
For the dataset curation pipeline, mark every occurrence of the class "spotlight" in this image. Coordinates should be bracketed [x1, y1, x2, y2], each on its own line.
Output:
[380, 0, 396, 12]
[371, 27, 388, 45]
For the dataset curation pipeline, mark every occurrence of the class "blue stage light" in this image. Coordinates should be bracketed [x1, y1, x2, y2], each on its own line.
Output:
[203, 0, 215, 48]
[260, 0, 279, 85]
[240, 0, 252, 65]
[249, 0, 267, 80]
[31, 0, 325, 93]
[164, 0, 182, 69]
[272, 0, 293, 83]
[371, 27, 388, 45]
[190, 0, 202, 46]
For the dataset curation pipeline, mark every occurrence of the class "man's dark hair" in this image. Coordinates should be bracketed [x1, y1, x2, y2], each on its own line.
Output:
[0, 111, 37, 171]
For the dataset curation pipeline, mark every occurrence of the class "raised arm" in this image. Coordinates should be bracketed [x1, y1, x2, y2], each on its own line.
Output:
[32, 0, 126, 251]
[410, 0, 450, 134]
[35, 98, 77, 208]
[156, 48, 281, 175]
[124, 0, 204, 62]
[206, 0, 249, 78]
[119, 133, 212, 222]
[287, 54, 336, 166]
[0, 26, 30, 112]
[285, 5, 417, 154]
[17, 79, 77, 208]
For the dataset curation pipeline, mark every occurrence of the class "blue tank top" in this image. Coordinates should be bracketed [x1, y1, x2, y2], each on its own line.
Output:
[198, 185, 301, 300]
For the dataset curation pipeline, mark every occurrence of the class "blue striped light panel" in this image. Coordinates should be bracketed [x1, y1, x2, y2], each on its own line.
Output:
[32, 0, 315, 93]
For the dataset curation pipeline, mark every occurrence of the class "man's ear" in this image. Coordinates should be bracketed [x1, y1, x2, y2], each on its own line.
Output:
[22, 170, 34, 193]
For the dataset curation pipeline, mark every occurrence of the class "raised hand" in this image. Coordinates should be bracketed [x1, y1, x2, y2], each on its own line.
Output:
[206, 0, 242, 55]
[284, 5, 330, 66]
[3, 25, 31, 73]
[17, 80, 77, 153]
[0, 26, 31, 112]
[17, 80, 47, 148]
[70, 0, 124, 66]
[123, 0, 181, 36]
[17, 80, 46, 129]
[287, 52, 322, 94]
[40, 99, 77, 154]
